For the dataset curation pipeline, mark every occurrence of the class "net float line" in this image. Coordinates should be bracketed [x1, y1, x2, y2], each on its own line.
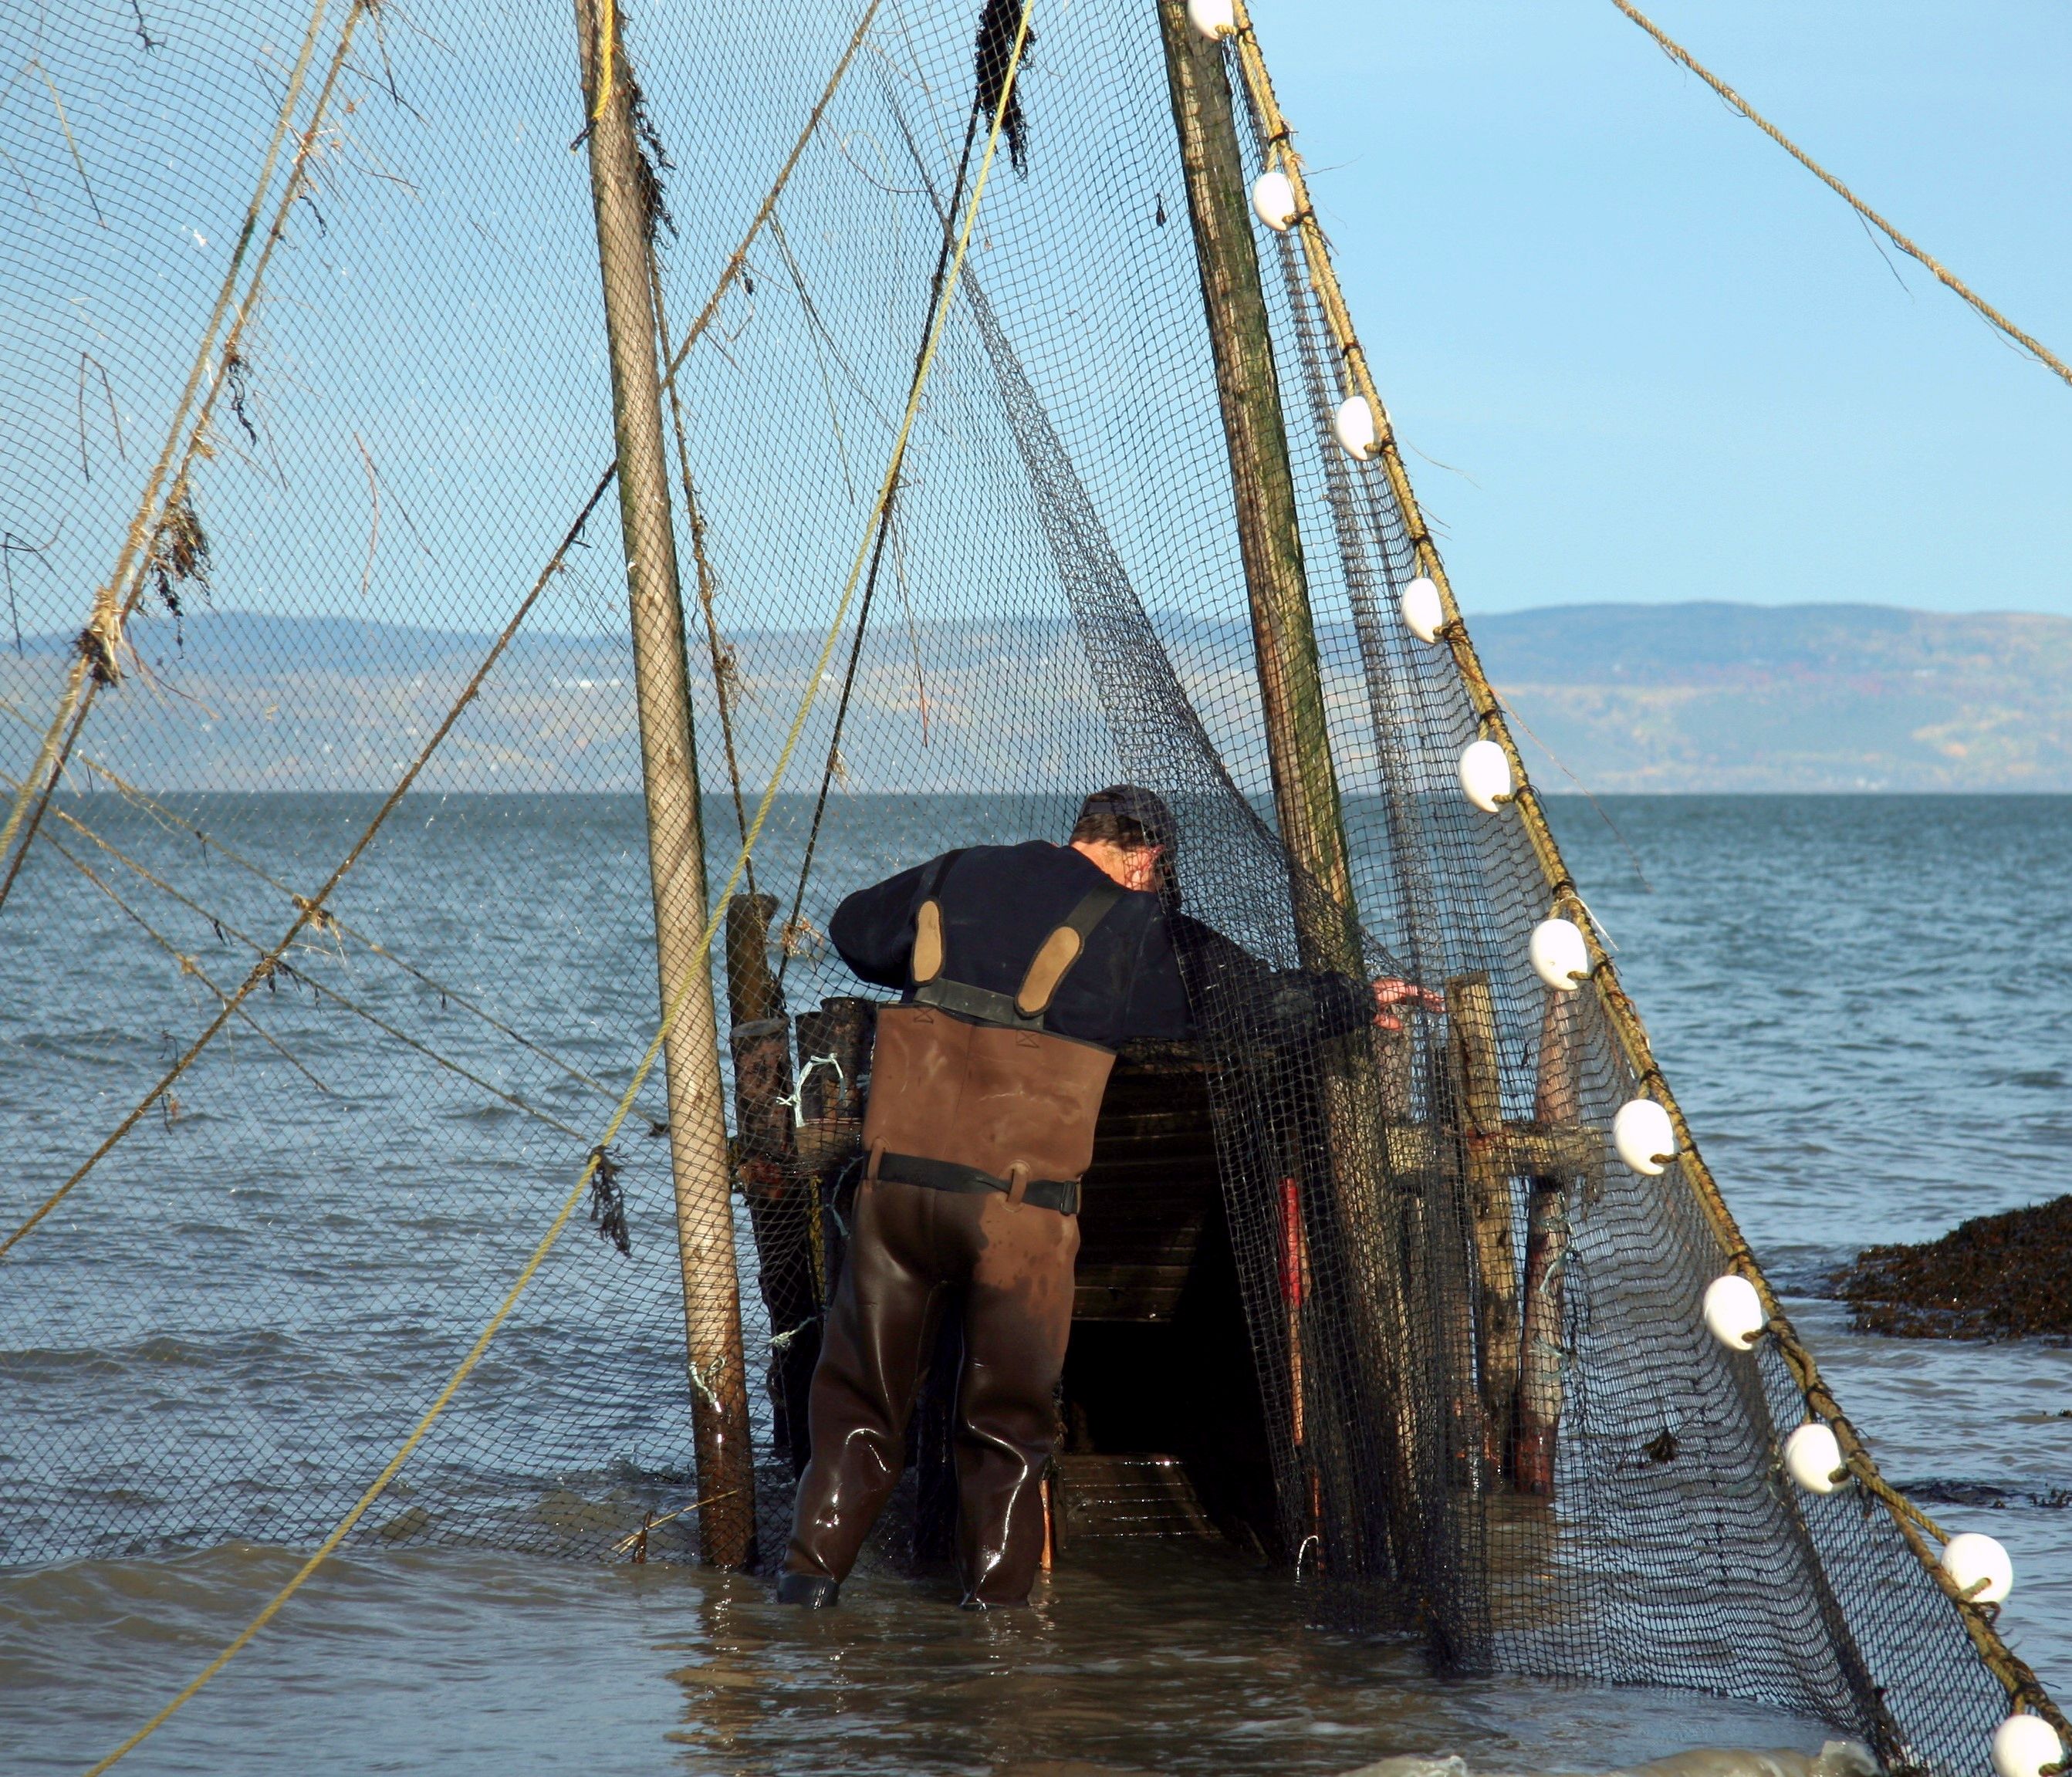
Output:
[1223, 0, 2067, 1740]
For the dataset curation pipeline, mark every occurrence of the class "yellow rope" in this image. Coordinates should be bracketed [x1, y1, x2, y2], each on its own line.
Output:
[1, 0, 883, 1263]
[74, 16, 1033, 1766]
[590, 0, 617, 121]
[1606, 0, 2072, 393]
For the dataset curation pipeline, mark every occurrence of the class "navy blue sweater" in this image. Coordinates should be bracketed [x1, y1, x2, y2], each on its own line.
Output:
[828, 841, 1372, 1052]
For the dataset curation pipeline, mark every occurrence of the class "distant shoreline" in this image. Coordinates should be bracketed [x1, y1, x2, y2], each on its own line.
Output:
[5, 600, 2067, 795]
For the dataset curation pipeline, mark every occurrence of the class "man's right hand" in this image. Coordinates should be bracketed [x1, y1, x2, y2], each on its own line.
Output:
[1371, 978, 1445, 1032]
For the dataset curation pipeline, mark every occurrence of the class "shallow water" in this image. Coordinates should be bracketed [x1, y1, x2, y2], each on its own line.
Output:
[3, 795, 2068, 1775]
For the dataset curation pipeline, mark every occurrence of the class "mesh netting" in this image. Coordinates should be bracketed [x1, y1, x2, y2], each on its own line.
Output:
[0, 2, 2050, 1769]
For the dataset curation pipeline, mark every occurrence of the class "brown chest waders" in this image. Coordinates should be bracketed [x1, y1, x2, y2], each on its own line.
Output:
[782, 860, 1124, 1607]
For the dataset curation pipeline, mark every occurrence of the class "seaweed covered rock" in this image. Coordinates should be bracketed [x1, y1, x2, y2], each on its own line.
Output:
[1837, 1194, 2072, 1340]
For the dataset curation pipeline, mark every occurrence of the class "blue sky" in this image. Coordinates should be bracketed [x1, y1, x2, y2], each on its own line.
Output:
[1247, 0, 2072, 616]
[7, 0, 2067, 642]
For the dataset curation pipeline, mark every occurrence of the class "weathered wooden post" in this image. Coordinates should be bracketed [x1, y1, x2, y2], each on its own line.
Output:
[1446, 972, 1521, 1478]
[1516, 988, 1580, 1496]
[573, 0, 755, 1569]
[1157, 0, 1431, 1572]
[724, 894, 820, 1471]
[794, 995, 876, 1306]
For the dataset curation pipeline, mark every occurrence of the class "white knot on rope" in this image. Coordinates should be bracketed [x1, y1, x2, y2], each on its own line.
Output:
[685, 1353, 728, 1414]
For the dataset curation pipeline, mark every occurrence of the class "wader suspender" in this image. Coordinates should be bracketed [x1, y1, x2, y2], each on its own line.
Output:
[908, 856, 1125, 1031]
[864, 853, 1127, 1213]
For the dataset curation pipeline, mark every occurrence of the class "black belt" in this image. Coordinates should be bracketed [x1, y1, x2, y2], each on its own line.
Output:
[871, 1150, 1081, 1215]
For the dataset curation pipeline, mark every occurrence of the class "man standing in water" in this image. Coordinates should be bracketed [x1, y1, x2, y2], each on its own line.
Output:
[776, 785, 1435, 1610]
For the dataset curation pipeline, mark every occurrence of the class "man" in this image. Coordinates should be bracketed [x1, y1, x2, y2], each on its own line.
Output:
[776, 785, 1435, 1610]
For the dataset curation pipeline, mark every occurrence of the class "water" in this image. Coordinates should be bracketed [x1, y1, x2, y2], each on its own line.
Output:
[2, 795, 2067, 1775]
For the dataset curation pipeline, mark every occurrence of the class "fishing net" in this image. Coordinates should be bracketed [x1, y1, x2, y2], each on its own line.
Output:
[0, 1, 2053, 1771]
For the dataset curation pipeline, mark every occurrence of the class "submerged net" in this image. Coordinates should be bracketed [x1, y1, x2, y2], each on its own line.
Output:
[0, 1, 2054, 1769]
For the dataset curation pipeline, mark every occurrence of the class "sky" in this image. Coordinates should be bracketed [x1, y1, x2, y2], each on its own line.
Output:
[7, 0, 2069, 639]
[1245, 0, 2072, 616]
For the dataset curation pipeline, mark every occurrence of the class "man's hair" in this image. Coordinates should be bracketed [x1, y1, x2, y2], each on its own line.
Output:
[1071, 785, 1174, 852]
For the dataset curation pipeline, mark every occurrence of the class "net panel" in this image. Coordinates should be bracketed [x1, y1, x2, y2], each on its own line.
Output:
[0, 1, 2041, 1769]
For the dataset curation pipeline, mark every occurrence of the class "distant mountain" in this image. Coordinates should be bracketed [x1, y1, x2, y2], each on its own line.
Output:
[1472, 603, 2072, 792]
[4, 603, 2065, 793]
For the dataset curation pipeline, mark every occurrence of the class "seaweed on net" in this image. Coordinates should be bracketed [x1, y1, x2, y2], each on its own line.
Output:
[972, 0, 1035, 175]
[588, 1146, 632, 1257]
[145, 481, 211, 630]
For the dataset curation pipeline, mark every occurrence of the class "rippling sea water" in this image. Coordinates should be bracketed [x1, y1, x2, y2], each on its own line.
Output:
[2, 795, 2067, 1775]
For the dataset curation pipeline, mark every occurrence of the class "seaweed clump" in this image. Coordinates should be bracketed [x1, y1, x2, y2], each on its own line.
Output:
[1837, 1194, 2072, 1340]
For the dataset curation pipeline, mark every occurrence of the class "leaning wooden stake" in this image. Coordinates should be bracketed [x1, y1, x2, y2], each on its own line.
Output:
[725, 893, 819, 1475]
[1157, 0, 1432, 1583]
[573, 0, 755, 1569]
[1156, 2, 1354, 973]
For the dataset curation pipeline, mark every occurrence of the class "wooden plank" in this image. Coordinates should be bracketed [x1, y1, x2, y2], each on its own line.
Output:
[1073, 1268, 1194, 1322]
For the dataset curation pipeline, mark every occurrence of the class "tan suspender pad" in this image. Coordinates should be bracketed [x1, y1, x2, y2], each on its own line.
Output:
[912, 900, 945, 984]
[1015, 926, 1083, 1018]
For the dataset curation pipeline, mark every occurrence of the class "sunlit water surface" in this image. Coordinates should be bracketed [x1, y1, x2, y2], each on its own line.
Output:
[2, 795, 2067, 1775]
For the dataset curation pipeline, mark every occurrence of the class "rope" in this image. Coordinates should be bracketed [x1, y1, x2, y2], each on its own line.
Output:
[2, 2, 885, 1262]
[75, 21, 1033, 1765]
[0, 698, 636, 1116]
[0, 0, 371, 921]
[38, 829, 337, 1099]
[0, 471, 617, 1265]
[1605, 0, 2072, 393]
[76, 1148, 602, 1777]
[1225, 0, 2068, 1738]
[590, 0, 617, 122]
[24, 792, 590, 1139]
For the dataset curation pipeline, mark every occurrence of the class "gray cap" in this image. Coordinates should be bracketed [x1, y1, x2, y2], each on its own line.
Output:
[1077, 784, 1176, 851]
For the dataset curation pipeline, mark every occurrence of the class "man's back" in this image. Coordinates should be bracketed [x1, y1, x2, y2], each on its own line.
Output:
[830, 840, 1373, 1050]
[830, 840, 1188, 1049]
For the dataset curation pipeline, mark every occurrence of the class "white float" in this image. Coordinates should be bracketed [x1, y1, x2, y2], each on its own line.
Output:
[1702, 1273, 1766, 1350]
[1459, 738, 1513, 812]
[1784, 1421, 1847, 1495]
[1941, 1532, 2015, 1605]
[1252, 170, 1297, 231]
[1186, 0, 1237, 39]
[1528, 917, 1590, 992]
[1332, 394, 1379, 460]
[1613, 1098, 1676, 1175]
[1401, 576, 1445, 642]
[1993, 1715, 2064, 1777]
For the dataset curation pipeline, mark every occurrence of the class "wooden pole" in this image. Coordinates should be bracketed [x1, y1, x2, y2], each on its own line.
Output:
[1154, 0, 1357, 978]
[573, 0, 755, 1569]
[1516, 987, 1579, 1497]
[724, 894, 819, 1475]
[1157, 0, 1435, 1589]
[1445, 973, 1520, 1479]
